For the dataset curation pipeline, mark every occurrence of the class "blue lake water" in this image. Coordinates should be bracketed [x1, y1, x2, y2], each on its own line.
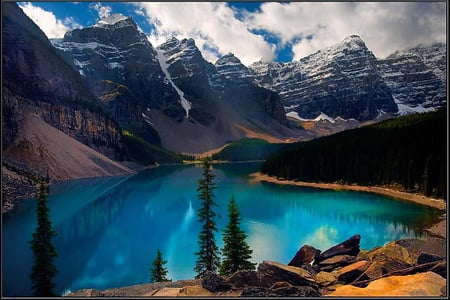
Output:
[2, 162, 442, 296]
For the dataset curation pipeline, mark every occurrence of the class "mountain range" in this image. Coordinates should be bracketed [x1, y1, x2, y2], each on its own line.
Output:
[1, 3, 447, 206]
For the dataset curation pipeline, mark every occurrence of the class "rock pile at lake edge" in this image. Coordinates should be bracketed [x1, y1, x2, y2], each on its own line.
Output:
[67, 234, 446, 297]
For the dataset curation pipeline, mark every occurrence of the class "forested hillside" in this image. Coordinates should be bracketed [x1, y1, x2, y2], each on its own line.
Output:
[212, 138, 287, 161]
[261, 110, 447, 198]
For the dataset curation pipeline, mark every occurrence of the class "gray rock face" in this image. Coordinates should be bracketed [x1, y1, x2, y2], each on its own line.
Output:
[317, 234, 361, 262]
[214, 54, 287, 124]
[377, 45, 447, 110]
[156, 37, 219, 126]
[249, 35, 398, 121]
[288, 244, 321, 267]
[215, 53, 254, 82]
[200, 271, 231, 292]
[52, 15, 183, 128]
[2, 3, 122, 157]
[256, 261, 319, 289]
[249, 36, 447, 121]
[226, 270, 260, 287]
[157, 39, 287, 125]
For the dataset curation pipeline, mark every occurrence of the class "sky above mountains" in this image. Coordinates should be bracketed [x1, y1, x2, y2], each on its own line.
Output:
[17, 1, 446, 66]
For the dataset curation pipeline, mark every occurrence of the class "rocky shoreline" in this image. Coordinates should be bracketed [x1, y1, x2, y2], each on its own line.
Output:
[67, 234, 446, 297]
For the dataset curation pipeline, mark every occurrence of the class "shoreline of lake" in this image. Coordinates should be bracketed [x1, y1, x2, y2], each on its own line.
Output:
[248, 172, 447, 211]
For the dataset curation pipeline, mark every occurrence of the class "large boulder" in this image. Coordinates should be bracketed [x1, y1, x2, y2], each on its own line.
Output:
[335, 260, 370, 283]
[240, 287, 269, 297]
[314, 271, 338, 287]
[226, 270, 260, 287]
[200, 271, 231, 292]
[350, 262, 384, 287]
[395, 238, 446, 263]
[318, 254, 357, 271]
[240, 281, 320, 297]
[269, 281, 321, 297]
[257, 261, 319, 289]
[365, 241, 415, 264]
[328, 271, 446, 296]
[288, 245, 321, 267]
[317, 235, 361, 262]
[368, 253, 413, 275]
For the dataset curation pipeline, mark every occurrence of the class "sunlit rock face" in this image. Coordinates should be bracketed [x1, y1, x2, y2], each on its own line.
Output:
[328, 271, 446, 296]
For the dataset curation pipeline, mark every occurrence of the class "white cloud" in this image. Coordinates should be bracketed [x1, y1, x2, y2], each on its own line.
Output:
[245, 2, 447, 60]
[135, 2, 275, 65]
[90, 2, 112, 20]
[19, 2, 70, 38]
[64, 16, 82, 30]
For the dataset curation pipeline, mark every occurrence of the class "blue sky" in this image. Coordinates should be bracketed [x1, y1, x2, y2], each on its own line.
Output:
[17, 1, 446, 66]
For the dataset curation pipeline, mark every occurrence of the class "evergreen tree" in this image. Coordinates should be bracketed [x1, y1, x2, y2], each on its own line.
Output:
[29, 182, 58, 297]
[150, 249, 170, 283]
[194, 158, 220, 278]
[219, 196, 256, 276]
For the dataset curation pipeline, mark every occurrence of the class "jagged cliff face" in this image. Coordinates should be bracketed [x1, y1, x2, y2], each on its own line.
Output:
[377, 45, 447, 111]
[52, 14, 183, 136]
[249, 36, 446, 121]
[249, 35, 398, 121]
[2, 2, 124, 165]
[214, 53, 287, 124]
[156, 37, 219, 126]
[52, 17, 288, 146]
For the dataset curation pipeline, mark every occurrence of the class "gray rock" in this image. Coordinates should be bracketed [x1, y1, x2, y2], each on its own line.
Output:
[317, 234, 361, 262]
[417, 253, 445, 264]
[240, 287, 269, 297]
[318, 254, 357, 271]
[200, 271, 231, 292]
[288, 244, 321, 267]
[226, 270, 260, 287]
[257, 261, 319, 289]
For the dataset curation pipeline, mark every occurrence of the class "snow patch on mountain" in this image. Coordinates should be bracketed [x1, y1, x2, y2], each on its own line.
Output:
[156, 49, 191, 118]
[396, 103, 436, 116]
[287, 111, 337, 123]
[94, 14, 129, 28]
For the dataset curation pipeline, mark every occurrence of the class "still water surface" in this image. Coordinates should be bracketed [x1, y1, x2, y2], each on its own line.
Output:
[2, 162, 441, 296]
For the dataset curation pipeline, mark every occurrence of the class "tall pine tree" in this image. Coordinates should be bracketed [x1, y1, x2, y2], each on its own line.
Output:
[194, 158, 220, 278]
[219, 196, 256, 276]
[29, 182, 58, 297]
[150, 249, 170, 283]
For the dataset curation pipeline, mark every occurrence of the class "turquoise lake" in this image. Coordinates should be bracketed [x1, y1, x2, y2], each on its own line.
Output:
[2, 162, 442, 296]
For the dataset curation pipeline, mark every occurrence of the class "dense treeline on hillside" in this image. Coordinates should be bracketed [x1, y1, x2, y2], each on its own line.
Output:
[120, 130, 192, 165]
[212, 138, 287, 161]
[261, 110, 447, 199]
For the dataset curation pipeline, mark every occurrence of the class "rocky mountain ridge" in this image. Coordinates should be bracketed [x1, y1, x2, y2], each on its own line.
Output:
[51, 15, 294, 153]
[247, 35, 446, 121]
[2, 3, 126, 161]
[51, 14, 183, 141]
[377, 44, 446, 114]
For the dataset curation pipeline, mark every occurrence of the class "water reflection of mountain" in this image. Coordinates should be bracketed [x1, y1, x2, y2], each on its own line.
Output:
[214, 161, 262, 179]
[53, 165, 186, 295]
[258, 182, 441, 226]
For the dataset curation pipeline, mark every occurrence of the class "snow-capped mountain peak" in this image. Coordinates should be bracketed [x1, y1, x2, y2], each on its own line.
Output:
[215, 52, 253, 82]
[341, 34, 366, 47]
[94, 14, 132, 28]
